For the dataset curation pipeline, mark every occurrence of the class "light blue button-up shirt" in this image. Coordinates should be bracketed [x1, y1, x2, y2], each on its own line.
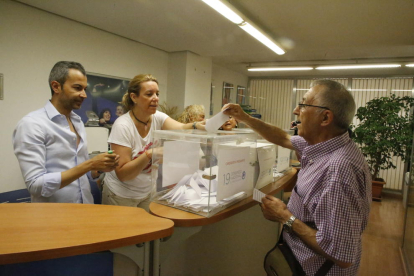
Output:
[13, 101, 94, 203]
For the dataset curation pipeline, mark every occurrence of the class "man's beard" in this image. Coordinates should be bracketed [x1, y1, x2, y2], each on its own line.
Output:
[61, 87, 83, 110]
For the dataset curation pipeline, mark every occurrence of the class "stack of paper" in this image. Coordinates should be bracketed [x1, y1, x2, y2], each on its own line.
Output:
[158, 166, 246, 213]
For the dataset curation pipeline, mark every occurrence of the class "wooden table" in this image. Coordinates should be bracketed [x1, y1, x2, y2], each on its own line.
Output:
[150, 168, 298, 226]
[0, 203, 174, 265]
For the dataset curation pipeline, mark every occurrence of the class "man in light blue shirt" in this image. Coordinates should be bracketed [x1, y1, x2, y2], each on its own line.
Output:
[13, 61, 119, 203]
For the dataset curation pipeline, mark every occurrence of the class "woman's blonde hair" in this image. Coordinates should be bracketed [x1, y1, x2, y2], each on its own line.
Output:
[122, 74, 158, 111]
[177, 104, 205, 123]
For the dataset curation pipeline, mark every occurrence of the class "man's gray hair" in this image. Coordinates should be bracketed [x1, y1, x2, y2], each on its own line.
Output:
[311, 80, 356, 130]
[49, 61, 86, 95]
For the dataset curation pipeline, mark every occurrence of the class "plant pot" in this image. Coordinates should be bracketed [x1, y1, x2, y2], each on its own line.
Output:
[372, 179, 386, 202]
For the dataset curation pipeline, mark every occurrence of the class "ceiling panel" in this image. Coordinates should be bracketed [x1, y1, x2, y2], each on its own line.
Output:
[16, 0, 414, 76]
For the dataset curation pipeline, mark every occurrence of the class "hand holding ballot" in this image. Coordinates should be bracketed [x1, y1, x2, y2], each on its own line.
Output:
[205, 110, 229, 132]
[222, 104, 251, 124]
[260, 195, 291, 224]
[89, 152, 120, 172]
[253, 188, 266, 202]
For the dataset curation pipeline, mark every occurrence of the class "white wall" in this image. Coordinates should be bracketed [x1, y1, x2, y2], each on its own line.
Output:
[0, 1, 247, 194]
[167, 52, 187, 112]
[184, 52, 212, 115]
[0, 1, 169, 193]
[211, 64, 248, 115]
[167, 51, 212, 116]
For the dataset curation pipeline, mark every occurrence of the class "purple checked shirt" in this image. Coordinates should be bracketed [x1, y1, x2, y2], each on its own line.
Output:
[285, 132, 372, 276]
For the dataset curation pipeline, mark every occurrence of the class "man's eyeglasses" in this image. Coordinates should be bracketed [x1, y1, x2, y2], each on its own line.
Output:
[297, 103, 330, 110]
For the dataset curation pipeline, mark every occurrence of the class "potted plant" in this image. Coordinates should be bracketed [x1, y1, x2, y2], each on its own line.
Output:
[158, 101, 179, 120]
[351, 94, 414, 201]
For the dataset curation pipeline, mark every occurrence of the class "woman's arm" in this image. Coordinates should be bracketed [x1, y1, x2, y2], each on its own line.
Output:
[162, 117, 205, 130]
[111, 143, 152, 182]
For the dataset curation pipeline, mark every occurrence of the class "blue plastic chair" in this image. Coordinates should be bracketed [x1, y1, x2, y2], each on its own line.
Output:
[0, 189, 31, 204]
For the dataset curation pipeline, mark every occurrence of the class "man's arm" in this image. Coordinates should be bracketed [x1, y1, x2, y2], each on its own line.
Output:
[110, 143, 154, 182]
[60, 153, 119, 188]
[222, 104, 294, 150]
[261, 195, 352, 268]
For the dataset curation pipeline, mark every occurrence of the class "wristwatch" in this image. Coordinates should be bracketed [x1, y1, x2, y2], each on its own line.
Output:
[283, 215, 296, 233]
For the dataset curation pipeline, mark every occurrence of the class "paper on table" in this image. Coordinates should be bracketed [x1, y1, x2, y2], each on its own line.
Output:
[253, 188, 266, 202]
[205, 111, 230, 132]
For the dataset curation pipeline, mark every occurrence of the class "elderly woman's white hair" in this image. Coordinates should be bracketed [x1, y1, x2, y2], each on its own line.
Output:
[177, 104, 205, 124]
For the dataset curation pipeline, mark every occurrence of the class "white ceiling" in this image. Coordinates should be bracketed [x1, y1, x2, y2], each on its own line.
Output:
[16, 0, 414, 77]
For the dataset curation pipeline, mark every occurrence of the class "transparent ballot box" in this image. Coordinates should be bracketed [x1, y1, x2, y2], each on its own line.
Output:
[151, 129, 260, 217]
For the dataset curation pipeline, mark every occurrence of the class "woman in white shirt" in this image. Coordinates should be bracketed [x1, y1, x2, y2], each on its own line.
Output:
[102, 74, 205, 211]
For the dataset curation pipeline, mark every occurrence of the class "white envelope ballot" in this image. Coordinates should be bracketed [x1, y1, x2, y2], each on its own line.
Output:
[205, 111, 230, 132]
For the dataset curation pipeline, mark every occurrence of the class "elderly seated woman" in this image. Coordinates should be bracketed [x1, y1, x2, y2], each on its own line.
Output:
[177, 104, 205, 124]
[219, 116, 237, 130]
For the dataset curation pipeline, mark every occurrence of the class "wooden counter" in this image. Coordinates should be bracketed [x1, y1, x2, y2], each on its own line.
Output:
[150, 168, 298, 227]
[0, 203, 174, 265]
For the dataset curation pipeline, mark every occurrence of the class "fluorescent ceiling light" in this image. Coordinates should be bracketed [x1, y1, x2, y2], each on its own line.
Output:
[201, 0, 285, 55]
[201, 0, 243, 24]
[350, 89, 388, 91]
[406, 64, 414, 67]
[239, 22, 285, 55]
[316, 64, 401, 70]
[248, 67, 313, 71]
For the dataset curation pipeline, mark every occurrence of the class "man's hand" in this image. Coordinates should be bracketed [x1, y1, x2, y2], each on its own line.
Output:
[222, 103, 250, 123]
[90, 152, 119, 172]
[261, 195, 292, 223]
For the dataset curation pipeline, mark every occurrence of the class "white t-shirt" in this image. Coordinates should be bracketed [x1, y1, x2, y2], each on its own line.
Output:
[104, 111, 169, 199]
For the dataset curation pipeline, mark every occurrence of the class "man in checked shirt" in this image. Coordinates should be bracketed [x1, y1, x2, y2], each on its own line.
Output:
[223, 80, 371, 275]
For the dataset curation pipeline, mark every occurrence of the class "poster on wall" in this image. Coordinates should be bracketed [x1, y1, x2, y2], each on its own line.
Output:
[74, 73, 130, 127]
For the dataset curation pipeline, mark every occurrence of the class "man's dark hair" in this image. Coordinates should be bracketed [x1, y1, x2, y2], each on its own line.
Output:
[49, 61, 86, 95]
